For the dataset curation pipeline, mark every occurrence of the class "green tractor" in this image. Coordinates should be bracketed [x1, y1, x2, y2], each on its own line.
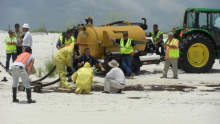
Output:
[172, 8, 220, 73]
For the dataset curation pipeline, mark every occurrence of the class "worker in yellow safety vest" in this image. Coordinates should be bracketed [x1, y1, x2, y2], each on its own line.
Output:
[56, 29, 75, 82]
[109, 32, 136, 79]
[56, 29, 75, 50]
[161, 32, 179, 79]
[146, 24, 165, 56]
[4, 30, 17, 71]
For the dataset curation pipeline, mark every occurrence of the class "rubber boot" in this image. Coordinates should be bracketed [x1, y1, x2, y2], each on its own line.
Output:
[62, 82, 73, 89]
[26, 88, 36, 104]
[67, 76, 73, 82]
[12, 87, 19, 102]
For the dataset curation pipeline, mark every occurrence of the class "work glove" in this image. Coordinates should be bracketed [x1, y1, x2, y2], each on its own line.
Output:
[67, 66, 73, 73]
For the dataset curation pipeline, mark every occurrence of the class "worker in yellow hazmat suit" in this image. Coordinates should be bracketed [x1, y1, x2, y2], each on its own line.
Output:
[54, 43, 74, 88]
[73, 62, 94, 94]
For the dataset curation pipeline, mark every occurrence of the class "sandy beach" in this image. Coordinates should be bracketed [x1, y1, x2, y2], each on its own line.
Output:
[0, 32, 220, 124]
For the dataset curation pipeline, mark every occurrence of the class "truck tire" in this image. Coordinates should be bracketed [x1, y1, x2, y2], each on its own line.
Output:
[132, 58, 140, 75]
[179, 33, 216, 73]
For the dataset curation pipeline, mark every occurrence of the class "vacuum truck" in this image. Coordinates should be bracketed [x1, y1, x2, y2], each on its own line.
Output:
[74, 17, 163, 75]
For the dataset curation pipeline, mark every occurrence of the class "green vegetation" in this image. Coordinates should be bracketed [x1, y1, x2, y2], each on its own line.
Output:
[32, 27, 45, 32]
[58, 19, 78, 30]
[44, 57, 56, 78]
[103, 12, 130, 24]
[32, 18, 46, 32]
[38, 67, 43, 77]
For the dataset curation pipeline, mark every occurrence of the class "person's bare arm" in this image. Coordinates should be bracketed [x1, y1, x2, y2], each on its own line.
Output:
[98, 63, 105, 71]
[155, 38, 162, 45]
[78, 62, 83, 67]
[18, 34, 23, 42]
[165, 41, 179, 49]
[28, 59, 35, 76]
[166, 44, 178, 49]
[131, 45, 136, 56]
[56, 45, 61, 50]
[108, 35, 116, 42]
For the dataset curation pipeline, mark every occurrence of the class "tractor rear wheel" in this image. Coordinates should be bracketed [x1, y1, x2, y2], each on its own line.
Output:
[179, 33, 216, 73]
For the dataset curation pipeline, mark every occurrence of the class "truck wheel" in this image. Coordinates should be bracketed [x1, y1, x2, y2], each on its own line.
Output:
[179, 33, 216, 73]
[132, 58, 140, 75]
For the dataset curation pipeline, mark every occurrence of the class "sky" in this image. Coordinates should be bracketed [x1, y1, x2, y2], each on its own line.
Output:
[0, 0, 219, 32]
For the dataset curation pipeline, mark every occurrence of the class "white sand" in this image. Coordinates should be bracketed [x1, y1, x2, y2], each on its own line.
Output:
[0, 32, 220, 124]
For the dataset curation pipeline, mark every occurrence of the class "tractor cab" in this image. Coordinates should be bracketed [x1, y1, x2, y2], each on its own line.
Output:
[183, 8, 220, 46]
[172, 8, 220, 73]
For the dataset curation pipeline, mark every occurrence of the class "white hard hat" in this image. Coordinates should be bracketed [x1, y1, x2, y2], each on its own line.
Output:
[22, 23, 30, 28]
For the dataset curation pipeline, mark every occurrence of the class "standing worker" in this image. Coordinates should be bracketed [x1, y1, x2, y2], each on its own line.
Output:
[54, 43, 75, 88]
[108, 32, 136, 79]
[11, 47, 36, 103]
[161, 32, 179, 79]
[56, 29, 75, 82]
[22, 23, 32, 50]
[22, 23, 36, 74]
[146, 24, 165, 56]
[14, 23, 23, 56]
[72, 62, 94, 94]
[4, 30, 17, 72]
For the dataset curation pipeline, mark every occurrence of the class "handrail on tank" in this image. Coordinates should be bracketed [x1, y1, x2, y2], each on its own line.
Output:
[142, 18, 146, 25]
[124, 20, 131, 26]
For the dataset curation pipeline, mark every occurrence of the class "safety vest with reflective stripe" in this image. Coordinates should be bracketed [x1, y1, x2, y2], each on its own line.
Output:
[13, 31, 23, 37]
[120, 38, 133, 54]
[13, 30, 23, 46]
[59, 36, 74, 48]
[151, 30, 163, 43]
[15, 52, 32, 68]
[166, 38, 179, 58]
[4, 36, 17, 53]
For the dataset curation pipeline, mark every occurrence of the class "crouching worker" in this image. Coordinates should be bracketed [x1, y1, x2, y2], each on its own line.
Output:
[73, 62, 94, 94]
[54, 43, 74, 88]
[11, 47, 36, 103]
[102, 60, 126, 94]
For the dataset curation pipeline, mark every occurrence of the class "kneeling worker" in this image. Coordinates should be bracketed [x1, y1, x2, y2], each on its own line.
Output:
[54, 43, 74, 88]
[73, 62, 94, 94]
[102, 60, 126, 94]
[11, 47, 36, 103]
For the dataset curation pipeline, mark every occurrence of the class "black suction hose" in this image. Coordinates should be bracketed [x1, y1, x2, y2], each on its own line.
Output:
[31, 66, 56, 84]
[42, 72, 74, 87]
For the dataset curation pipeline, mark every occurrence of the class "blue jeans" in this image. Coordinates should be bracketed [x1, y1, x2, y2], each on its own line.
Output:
[122, 55, 134, 77]
[6, 53, 17, 70]
[155, 41, 165, 56]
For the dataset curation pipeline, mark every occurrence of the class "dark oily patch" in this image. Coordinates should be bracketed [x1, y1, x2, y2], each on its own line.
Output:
[145, 85, 197, 92]
[205, 84, 220, 87]
[91, 85, 104, 91]
[201, 88, 220, 92]
[127, 97, 142, 99]
[40, 87, 75, 93]
[90, 85, 145, 91]
[200, 90, 216, 92]
[124, 84, 145, 91]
